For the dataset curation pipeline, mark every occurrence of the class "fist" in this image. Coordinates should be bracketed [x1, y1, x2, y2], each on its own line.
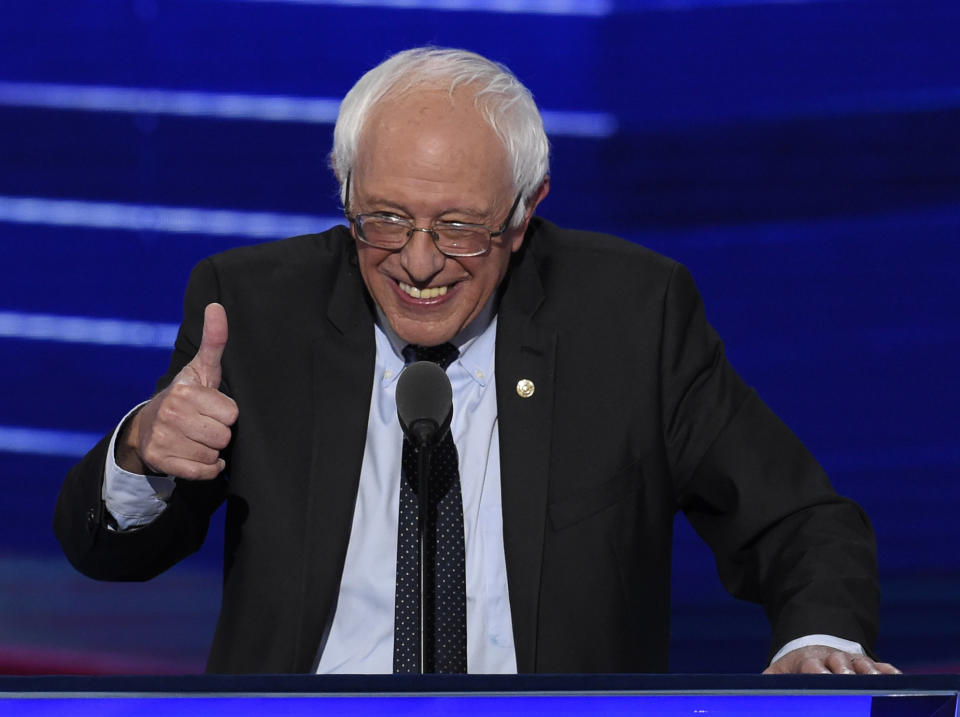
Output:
[118, 303, 239, 480]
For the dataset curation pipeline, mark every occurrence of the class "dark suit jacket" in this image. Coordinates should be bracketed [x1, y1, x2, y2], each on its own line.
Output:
[54, 217, 879, 673]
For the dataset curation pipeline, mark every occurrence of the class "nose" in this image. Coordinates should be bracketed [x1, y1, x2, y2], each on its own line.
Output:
[399, 229, 445, 282]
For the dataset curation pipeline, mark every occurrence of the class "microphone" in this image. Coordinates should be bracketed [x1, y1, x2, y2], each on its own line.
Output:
[396, 360, 453, 448]
[395, 359, 454, 674]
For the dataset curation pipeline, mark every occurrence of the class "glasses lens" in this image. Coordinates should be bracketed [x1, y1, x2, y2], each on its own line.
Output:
[435, 225, 489, 256]
[358, 216, 408, 249]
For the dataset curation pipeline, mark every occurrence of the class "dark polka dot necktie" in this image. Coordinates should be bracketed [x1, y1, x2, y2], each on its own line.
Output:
[393, 342, 467, 674]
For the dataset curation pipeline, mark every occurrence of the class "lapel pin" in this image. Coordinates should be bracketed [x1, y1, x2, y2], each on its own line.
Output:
[516, 378, 535, 398]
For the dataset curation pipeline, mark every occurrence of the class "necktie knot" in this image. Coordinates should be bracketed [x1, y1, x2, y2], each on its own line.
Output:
[403, 343, 459, 371]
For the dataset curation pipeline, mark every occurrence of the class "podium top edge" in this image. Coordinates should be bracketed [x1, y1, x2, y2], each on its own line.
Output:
[1, 673, 958, 695]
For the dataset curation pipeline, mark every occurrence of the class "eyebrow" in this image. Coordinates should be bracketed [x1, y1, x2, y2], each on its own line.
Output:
[360, 196, 491, 222]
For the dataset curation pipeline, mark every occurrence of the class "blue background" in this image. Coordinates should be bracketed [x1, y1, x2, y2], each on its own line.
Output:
[0, 0, 957, 675]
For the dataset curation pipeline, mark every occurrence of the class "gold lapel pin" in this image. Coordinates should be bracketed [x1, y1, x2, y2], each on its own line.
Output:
[516, 378, 535, 398]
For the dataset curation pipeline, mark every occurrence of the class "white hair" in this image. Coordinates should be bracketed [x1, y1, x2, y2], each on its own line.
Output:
[330, 47, 550, 227]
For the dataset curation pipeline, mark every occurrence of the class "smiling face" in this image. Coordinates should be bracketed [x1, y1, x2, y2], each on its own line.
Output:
[349, 85, 547, 347]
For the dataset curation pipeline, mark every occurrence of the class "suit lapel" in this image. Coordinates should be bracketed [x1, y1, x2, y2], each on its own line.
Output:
[496, 239, 557, 673]
[295, 239, 376, 670]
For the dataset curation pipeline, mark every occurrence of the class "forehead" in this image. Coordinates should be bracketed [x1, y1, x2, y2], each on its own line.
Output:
[354, 85, 512, 200]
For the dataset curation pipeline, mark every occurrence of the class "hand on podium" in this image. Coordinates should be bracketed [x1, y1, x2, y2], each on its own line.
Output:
[764, 645, 901, 675]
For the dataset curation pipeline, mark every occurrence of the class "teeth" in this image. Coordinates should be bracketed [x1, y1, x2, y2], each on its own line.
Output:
[399, 282, 449, 300]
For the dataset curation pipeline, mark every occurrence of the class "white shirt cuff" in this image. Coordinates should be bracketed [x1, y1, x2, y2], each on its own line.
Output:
[102, 403, 176, 531]
[770, 634, 865, 666]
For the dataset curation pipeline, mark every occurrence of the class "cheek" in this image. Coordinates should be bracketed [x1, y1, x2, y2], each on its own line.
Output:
[482, 248, 513, 284]
[356, 247, 393, 288]
[462, 257, 508, 305]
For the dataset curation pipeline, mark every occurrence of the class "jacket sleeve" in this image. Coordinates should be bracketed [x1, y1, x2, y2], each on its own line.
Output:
[660, 263, 880, 660]
[53, 258, 229, 581]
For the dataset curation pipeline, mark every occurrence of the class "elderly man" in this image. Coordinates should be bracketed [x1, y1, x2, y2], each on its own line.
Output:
[55, 47, 897, 676]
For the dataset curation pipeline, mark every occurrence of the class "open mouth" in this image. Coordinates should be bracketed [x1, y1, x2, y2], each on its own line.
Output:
[398, 281, 450, 300]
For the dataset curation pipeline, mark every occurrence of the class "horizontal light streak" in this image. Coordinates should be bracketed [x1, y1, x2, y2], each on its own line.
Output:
[0, 81, 618, 137]
[0, 195, 340, 239]
[540, 109, 618, 139]
[630, 0, 827, 8]
[0, 311, 179, 349]
[216, 0, 824, 12]
[217, 0, 613, 15]
[0, 426, 103, 458]
[0, 81, 341, 124]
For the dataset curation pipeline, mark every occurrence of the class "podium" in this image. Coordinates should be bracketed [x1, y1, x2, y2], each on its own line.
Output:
[1, 674, 958, 715]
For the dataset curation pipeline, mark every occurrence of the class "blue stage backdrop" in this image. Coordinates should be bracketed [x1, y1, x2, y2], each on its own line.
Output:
[0, 0, 957, 675]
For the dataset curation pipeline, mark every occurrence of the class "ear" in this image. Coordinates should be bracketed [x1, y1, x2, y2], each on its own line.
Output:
[510, 176, 551, 252]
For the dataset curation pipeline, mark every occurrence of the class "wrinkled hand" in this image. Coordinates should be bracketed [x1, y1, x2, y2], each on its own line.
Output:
[764, 645, 901, 675]
[118, 302, 239, 479]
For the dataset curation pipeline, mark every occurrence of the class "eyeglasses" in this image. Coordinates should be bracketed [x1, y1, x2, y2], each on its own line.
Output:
[343, 173, 523, 258]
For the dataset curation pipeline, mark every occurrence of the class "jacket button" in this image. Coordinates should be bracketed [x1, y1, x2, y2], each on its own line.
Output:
[86, 508, 96, 532]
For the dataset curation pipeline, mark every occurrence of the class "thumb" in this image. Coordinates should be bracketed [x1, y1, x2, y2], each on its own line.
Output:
[191, 302, 228, 388]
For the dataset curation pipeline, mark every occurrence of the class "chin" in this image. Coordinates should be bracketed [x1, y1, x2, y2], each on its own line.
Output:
[399, 329, 457, 348]
[389, 318, 455, 348]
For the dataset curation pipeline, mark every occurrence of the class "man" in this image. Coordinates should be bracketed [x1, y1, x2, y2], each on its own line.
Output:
[55, 47, 898, 675]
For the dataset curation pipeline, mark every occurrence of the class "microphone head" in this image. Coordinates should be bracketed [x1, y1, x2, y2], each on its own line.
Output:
[396, 361, 453, 447]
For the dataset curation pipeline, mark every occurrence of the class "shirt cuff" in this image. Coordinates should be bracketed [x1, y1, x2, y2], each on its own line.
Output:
[770, 634, 865, 666]
[102, 403, 176, 531]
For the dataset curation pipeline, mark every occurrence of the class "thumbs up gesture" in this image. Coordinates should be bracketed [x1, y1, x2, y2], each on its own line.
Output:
[117, 303, 239, 480]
